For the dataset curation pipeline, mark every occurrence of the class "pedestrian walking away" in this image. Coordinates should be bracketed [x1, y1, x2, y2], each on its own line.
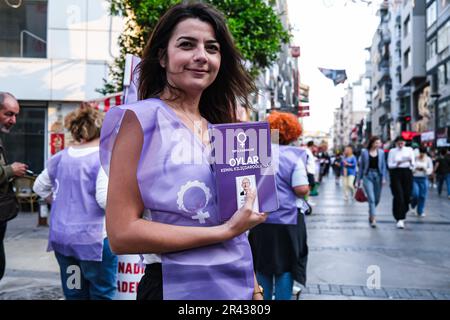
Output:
[0, 92, 28, 282]
[332, 151, 342, 185]
[387, 136, 415, 229]
[304, 141, 317, 205]
[342, 145, 357, 202]
[249, 112, 310, 300]
[99, 3, 267, 300]
[33, 105, 118, 300]
[357, 136, 387, 228]
[434, 148, 450, 198]
[411, 147, 434, 217]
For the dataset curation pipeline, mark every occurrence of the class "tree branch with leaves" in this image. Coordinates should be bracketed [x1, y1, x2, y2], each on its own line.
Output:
[98, 0, 290, 95]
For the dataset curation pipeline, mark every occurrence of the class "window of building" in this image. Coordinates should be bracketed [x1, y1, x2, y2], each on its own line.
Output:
[437, 100, 450, 128]
[438, 20, 450, 53]
[427, 1, 437, 28]
[403, 15, 410, 38]
[446, 60, 450, 84]
[404, 49, 411, 68]
[0, 0, 47, 58]
[427, 38, 437, 60]
[438, 63, 447, 89]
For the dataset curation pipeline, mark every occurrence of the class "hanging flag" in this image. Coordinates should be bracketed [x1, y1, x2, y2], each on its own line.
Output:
[318, 67, 347, 85]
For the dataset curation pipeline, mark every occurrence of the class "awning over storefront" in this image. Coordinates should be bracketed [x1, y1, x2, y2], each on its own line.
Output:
[87, 93, 123, 113]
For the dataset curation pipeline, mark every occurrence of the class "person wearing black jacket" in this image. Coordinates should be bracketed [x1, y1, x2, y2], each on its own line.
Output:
[434, 148, 450, 198]
[0, 92, 27, 281]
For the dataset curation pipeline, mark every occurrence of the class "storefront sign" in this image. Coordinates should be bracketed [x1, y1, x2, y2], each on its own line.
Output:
[420, 131, 435, 142]
[437, 138, 450, 147]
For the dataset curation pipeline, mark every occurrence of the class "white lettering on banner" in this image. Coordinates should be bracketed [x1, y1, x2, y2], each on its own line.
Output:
[229, 156, 259, 167]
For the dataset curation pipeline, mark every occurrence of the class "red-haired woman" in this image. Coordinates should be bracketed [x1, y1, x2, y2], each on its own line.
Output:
[249, 111, 310, 300]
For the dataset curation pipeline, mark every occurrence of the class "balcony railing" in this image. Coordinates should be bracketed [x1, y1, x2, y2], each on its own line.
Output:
[20, 30, 46, 58]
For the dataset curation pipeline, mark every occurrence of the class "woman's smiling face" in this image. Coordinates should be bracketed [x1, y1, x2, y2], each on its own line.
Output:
[161, 18, 221, 96]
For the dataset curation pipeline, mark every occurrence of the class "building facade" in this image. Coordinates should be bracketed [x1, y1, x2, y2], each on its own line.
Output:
[365, 0, 450, 147]
[426, 0, 450, 148]
[400, 0, 427, 137]
[0, 0, 123, 173]
[253, 0, 305, 124]
[332, 78, 368, 152]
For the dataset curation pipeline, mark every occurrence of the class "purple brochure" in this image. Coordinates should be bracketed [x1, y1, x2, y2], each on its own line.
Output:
[210, 121, 279, 222]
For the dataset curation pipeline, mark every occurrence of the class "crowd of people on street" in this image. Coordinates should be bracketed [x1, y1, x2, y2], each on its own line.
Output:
[322, 136, 450, 229]
[1, 1, 450, 302]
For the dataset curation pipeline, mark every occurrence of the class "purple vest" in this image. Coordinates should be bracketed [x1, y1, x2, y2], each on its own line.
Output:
[100, 98, 254, 300]
[266, 144, 307, 225]
[46, 148, 105, 261]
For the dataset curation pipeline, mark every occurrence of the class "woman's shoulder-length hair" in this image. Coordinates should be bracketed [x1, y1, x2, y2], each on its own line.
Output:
[137, 2, 256, 124]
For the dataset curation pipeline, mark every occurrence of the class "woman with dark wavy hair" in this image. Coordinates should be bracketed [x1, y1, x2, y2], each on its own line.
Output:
[100, 2, 266, 300]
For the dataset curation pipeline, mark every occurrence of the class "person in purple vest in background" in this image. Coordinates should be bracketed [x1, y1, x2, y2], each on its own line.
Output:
[100, 3, 267, 300]
[249, 112, 310, 300]
[33, 105, 117, 300]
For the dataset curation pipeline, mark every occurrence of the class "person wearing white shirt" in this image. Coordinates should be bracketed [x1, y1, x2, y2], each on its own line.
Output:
[303, 141, 317, 206]
[32, 106, 117, 300]
[387, 136, 415, 229]
[410, 147, 433, 217]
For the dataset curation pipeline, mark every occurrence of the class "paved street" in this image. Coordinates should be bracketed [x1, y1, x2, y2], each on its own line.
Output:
[1, 175, 450, 300]
[300, 174, 450, 300]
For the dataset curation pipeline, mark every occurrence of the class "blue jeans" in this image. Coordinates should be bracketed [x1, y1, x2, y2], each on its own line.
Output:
[437, 173, 450, 196]
[256, 272, 293, 300]
[363, 170, 382, 217]
[54, 238, 118, 300]
[411, 177, 428, 215]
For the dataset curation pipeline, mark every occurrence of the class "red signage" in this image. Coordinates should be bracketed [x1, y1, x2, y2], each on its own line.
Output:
[50, 133, 64, 155]
[298, 112, 310, 117]
[298, 106, 310, 111]
[401, 131, 419, 141]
